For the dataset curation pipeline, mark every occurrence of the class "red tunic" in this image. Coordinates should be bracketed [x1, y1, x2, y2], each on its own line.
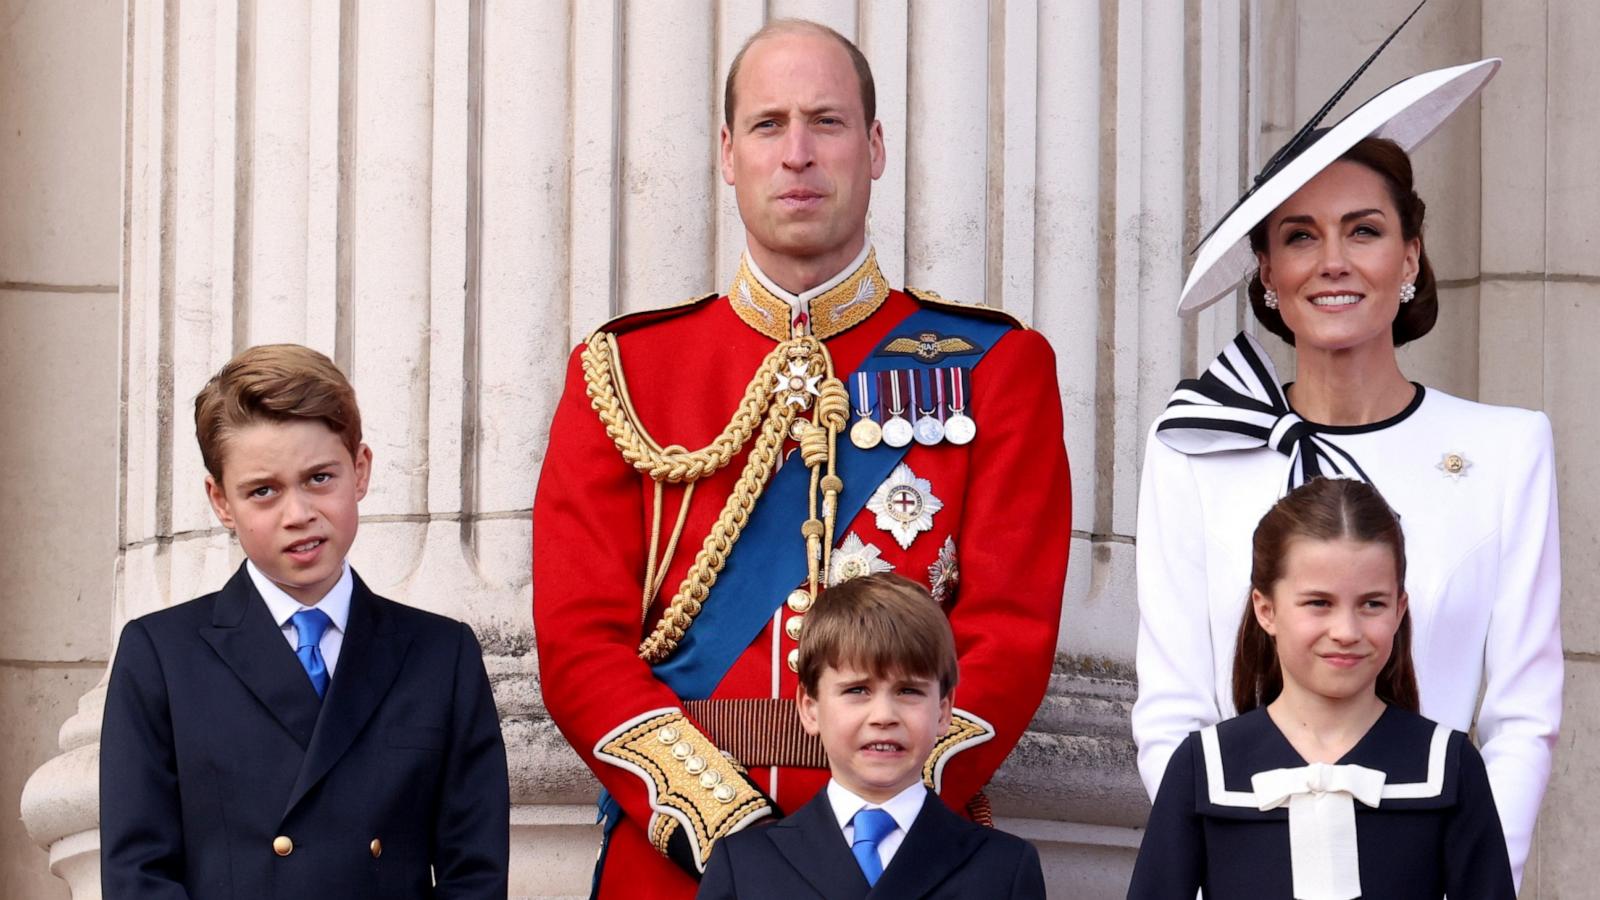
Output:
[533, 271, 1071, 898]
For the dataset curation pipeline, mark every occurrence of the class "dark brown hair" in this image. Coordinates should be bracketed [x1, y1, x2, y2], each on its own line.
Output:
[798, 573, 958, 699]
[194, 344, 363, 481]
[1232, 477, 1419, 714]
[723, 19, 876, 129]
[1248, 136, 1438, 348]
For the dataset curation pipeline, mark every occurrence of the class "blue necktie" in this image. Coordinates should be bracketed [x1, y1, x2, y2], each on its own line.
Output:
[850, 808, 897, 887]
[291, 609, 332, 699]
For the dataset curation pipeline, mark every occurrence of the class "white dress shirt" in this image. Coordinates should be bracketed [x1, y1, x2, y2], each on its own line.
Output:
[827, 779, 926, 871]
[246, 560, 353, 676]
[1132, 385, 1561, 888]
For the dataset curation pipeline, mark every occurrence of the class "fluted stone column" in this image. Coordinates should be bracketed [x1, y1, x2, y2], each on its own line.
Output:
[18, 2, 1260, 897]
[1476, 3, 1600, 895]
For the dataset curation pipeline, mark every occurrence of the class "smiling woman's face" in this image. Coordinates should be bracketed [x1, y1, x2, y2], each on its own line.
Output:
[1256, 160, 1421, 357]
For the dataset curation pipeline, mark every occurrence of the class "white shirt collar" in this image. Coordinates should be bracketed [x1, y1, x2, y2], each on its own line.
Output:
[743, 238, 873, 322]
[827, 778, 927, 836]
[246, 559, 353, 634]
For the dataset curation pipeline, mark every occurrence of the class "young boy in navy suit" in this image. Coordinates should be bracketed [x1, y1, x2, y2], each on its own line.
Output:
[697, 573, 1046, 899]
[100, 345, 509, 899]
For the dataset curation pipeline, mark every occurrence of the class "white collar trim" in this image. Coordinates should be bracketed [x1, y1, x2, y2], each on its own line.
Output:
[1199, 720, 1449, 808]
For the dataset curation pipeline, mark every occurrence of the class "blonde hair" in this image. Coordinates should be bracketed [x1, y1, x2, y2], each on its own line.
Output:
[798, 573, 958, 698]
[194, 344, 362, 480]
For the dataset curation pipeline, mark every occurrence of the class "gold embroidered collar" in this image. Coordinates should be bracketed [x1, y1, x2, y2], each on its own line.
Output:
[729, 248, 891, 341]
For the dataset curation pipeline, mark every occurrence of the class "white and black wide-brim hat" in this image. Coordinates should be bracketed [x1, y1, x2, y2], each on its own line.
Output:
[1178, 3, 1500, 315]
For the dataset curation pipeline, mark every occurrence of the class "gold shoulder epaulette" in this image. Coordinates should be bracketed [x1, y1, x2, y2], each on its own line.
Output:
[588, 292, 720, 342]
[904, 287, 1028, 330]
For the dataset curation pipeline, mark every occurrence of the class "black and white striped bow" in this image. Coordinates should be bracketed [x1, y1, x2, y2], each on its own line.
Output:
[1154, 332, 1371, 493]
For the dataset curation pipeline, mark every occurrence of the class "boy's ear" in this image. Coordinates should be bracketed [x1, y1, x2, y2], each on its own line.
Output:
[205, 475, 236, 531]
[352, 443, 373, 501]
[796, 683, 821, 737]
[1252, 588, 1277, 637]
[937, 693, 952, 737]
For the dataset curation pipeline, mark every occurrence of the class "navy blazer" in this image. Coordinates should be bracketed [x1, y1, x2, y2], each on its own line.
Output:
[697, 787, 1045, 899]
[100, 564, 509, 899]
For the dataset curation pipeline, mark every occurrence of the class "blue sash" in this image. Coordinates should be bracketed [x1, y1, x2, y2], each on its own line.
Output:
[651, 306, 1012, 699]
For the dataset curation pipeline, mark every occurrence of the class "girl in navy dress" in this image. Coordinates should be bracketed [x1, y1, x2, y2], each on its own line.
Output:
[1128, 477, 1514, 900]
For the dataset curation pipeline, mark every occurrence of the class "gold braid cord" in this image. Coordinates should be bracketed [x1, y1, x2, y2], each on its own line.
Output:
[581, 330, 851, 664]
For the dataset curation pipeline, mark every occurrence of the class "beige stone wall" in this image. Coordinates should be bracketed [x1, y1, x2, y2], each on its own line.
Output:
[4, 1, 1593, 898]
[1478, 2, 1600, 892]
[0, 0, 123, 897]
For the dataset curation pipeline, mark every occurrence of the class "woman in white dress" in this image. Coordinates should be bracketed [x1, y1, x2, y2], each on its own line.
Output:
[1131, 55, 1561, 888]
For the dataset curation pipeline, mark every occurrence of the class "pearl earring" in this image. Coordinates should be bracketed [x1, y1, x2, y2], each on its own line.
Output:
[1263, 288, 1279, 310]
[1399, 282, 1416, 304]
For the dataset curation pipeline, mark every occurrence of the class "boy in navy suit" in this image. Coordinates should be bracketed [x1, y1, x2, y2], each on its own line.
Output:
[100, 344, 509, 899]
[697, 573, 1046, 899]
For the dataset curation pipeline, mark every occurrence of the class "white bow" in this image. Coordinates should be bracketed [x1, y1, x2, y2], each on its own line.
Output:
[1251, 763, 1387, 900]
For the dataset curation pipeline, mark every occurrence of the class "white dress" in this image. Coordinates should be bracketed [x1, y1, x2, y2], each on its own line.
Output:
[1131, 336, 1562, 887]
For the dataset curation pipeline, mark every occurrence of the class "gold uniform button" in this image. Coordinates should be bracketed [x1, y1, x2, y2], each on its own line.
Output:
[699, 769, 723, 789]
[370, 838, 383, 859]
[786, 589, 812, 614]
[657, 726, 680, 744]
[786, 648, 800, 672]
[273, 835, 293, 857]
[685, 755, 707, 775]
[784, 615, 804, 640]
[713, 783, 738, 804]
[672, 740, 693, 761]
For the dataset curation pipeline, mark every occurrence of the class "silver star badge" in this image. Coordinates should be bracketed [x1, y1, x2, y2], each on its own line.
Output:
[828, 532, 895, 586]
[772, 359, 822, 409]
[1436, 450, 1472, 482]
[867, 463, 943, 550]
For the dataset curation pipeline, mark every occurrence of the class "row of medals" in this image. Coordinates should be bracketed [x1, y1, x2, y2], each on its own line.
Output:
[847, 368, 976, 450]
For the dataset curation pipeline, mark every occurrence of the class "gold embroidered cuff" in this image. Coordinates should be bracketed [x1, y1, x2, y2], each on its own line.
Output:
[594, 709, 774, 872]
[922, 708, 998, 794]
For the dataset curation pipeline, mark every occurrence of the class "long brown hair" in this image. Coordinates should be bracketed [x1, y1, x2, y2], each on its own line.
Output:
[1232, 477, 1419, 713]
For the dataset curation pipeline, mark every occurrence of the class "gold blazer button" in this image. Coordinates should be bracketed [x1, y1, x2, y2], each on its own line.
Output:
[370, 838, 383, 859]
[272, 836, 293, 857]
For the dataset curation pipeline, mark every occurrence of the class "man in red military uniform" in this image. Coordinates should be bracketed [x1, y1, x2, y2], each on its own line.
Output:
[533, 19, 1071, 898]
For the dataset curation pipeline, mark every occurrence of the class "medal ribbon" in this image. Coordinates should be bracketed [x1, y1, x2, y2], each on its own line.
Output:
[883, 370, 906, 418]
[948, 367, 967, 413]
[852, 370, 876, 420]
